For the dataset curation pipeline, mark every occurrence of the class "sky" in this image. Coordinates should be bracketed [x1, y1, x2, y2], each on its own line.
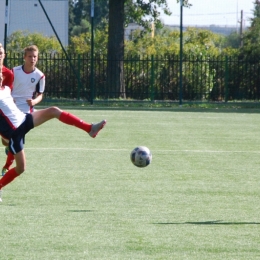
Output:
[160, 0, 254, 28]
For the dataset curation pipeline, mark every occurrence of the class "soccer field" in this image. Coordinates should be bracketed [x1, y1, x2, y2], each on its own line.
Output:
[1, 108, 260, 259]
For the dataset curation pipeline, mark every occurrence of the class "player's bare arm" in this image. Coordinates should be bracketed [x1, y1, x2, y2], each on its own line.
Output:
[26, 93, 43, 106]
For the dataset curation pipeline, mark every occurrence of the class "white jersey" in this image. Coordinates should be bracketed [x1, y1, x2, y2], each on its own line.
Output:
[12, 65, 45, 113]
[0, 86, 26, 139]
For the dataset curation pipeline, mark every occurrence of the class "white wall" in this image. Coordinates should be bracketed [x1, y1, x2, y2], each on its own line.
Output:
[0, 0, 68, 47]
[0, 0, 6, 45]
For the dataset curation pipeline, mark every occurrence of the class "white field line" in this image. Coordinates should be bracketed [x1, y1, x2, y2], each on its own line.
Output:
[6, 148, 260, 153]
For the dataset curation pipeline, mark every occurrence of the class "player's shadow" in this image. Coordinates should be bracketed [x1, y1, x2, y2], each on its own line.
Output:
[153, 220, 260, 225]
[67, 210, 95, 212]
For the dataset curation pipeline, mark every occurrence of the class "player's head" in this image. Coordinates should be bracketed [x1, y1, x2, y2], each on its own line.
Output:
[24, 45, 39, 56]
[0, 43, 5, 65]
[23, 45, 39, 67]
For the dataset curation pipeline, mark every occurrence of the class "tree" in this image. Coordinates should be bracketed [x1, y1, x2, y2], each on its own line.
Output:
[223, 31, 241, 49]
[68, 0, 191, 98]
[107, 0, 191, 98]
[106, 0, 125, 98]
[183, 28, 224, 56]
[68, 27, 108, 54]
[7, 31, 62, 53]
[240, 0, 260, 58]
[69, 0, 109, 37]
[125, 27, 180, 56]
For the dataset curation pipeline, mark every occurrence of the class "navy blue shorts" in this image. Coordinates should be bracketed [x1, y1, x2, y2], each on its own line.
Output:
[9, 113, 34, 155]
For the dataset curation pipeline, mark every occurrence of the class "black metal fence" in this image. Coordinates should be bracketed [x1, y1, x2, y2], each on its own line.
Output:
[6, 53, 260, 103]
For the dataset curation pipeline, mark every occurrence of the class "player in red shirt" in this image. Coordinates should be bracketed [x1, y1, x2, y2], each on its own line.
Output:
[0, 43, 15, 175]
[0, 43, 14, 90]
[0, 72, 107, 202]
[1, 45, 45, 176]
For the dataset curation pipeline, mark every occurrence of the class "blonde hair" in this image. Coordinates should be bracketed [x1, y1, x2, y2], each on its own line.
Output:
[24, 45, 39, 56]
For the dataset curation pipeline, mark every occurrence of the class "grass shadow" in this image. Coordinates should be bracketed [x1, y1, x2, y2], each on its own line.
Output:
[67, 210, 95, 213]
[153, 220, 260, 225]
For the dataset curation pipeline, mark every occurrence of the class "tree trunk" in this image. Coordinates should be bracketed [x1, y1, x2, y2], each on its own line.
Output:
[107, 0, 125, 98]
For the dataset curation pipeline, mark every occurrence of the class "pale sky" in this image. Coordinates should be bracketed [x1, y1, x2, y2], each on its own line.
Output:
[160, 0, 254, 28]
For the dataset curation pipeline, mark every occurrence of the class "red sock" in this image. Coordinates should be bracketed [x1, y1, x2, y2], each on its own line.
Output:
[0, 168, 19, 189]
[3, 151, 15, 170]
[59, 111, 92, 133]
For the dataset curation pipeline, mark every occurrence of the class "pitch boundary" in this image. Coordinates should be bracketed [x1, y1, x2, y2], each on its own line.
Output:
[8, 148, 260, 153]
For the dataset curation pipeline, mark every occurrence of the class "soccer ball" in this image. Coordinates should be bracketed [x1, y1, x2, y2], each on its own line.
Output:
[130, 146, 152, 168]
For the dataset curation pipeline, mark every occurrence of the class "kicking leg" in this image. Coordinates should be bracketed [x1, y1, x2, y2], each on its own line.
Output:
[32, 106, 106, 138]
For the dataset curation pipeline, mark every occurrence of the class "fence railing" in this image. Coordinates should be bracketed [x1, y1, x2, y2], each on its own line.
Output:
[6, 53, 260, 103]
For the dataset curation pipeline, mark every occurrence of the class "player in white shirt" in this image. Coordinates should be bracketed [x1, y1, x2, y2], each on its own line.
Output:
[0, 72, 107, 202]
[12, 45, 45, 113]
[12, 65, 45, 113]
[2, 45, 45, 176]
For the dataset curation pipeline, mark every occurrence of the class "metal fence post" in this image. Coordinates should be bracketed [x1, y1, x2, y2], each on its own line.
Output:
[4, 0, 8, 66]
[179, 0, 183, 106]
[225, 56, 229, 102]
[90, 0, 94, 104]
[150, 55, 155, 101]
[77, 54, 81, 100]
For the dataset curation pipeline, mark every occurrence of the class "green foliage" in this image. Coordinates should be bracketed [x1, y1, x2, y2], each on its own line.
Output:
[68, 26, 108, 54]
[240, 1, 260, 58]
[70, 19, 91, 36]
[69, 0, 109, 37]
[7, 30, 62, 53]
[221, 46, 240, 56]
[125, 28, 179, 56]
[69, 0, 190, 37]
[223, 31, 241, 49]
[183, 28, 224, 56]
[125, 0, 191, 29]
[64, 25, 237, 58]
[124, 26, 234, 57]
[67, 24, 241, 102]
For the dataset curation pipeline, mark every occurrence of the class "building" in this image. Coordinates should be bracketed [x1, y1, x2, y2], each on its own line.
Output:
[0, 0, 68, 47]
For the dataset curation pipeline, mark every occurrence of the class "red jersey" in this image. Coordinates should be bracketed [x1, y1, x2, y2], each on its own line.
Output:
[2, 66, 14, 90]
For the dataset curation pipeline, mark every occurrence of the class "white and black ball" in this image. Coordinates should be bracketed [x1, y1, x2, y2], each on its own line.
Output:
[130, 146, 152, 168]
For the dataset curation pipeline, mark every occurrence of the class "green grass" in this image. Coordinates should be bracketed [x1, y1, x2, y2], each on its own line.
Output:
[1, 108, 260, 259]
